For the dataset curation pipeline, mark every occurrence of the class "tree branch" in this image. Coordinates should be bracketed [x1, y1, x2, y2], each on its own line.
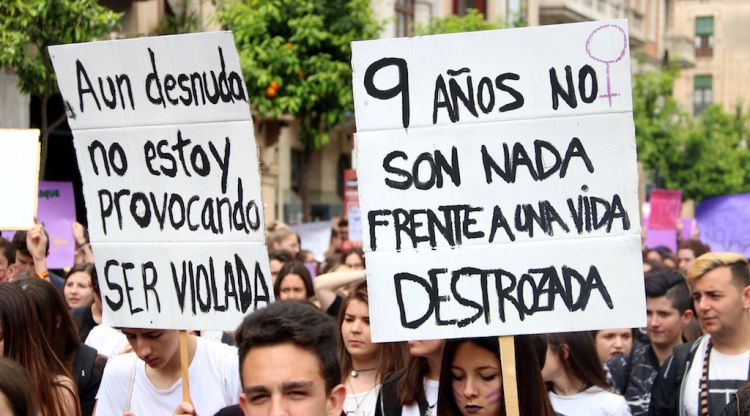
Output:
[49, 113, 67, 133]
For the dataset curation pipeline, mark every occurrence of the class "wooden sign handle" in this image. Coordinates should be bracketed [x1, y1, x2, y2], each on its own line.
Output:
[499, 336, 519, 416]
[180, 330, 191, 404]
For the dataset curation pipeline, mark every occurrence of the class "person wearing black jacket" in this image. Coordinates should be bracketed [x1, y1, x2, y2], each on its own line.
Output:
[649, 253, 750, 416]
[377, 340, 444, 416]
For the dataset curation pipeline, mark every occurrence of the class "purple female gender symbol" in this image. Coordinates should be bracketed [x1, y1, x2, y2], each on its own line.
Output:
[585, 24, 628, 107]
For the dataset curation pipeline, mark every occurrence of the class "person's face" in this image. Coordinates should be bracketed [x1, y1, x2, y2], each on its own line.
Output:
[595, 329, 633, 364]
[692, 266, 750, 338]
[269, 259, 284, 284]
[13, 251, 34, 273]
[121, 328, 179, 370]
[240, 343, 345, 416]
[646, 296, 692, 348]
[343, 253, 363, 270]
[678, 249, 696, 272]
[646, 251, 662, 263]
[407, 339, 444, 358]
[64, 272, 94, 308]
[275, 235, 300, 255]
[451, 342, 502, 416]
[279, 274, 308, 301]
[341, 300, 377, 360]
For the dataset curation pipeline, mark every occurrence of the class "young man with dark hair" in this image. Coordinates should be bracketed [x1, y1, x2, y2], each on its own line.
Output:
[96, 328, 241, 415]
[677, 239, 711, 273]
[605, 270, 693, 415]
[650, 253, 750, 416]
[175, 301, 345, 416]
[12, 223, 64, 290]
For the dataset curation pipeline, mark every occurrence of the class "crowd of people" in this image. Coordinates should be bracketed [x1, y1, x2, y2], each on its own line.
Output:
[0, 217, 749, 416]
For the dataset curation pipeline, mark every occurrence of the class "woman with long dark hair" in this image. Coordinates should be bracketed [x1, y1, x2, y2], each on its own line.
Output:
[338, 282, 406, 416]
[273, 260, 315, 302]
[69, 263, 102, 342]
[437, 336, 555, 416]
[0, 357, 38, 416]
[378, 339, 444, 415]
[15, 277, 106, 416]
[0, 283, 81, 416]
[541, 332, 630, 415]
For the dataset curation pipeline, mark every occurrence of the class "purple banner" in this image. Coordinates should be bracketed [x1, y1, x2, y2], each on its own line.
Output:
[2, 181, 77, 269]
[697, 193, 750, 257]
[40, 181, 76, 269]
[644, 229, 677, 252]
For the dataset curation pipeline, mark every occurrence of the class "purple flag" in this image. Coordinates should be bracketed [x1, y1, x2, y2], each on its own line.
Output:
[645, 229, 677, 252]
[3, 182, 77, 269]
[696, 193, 750, 257]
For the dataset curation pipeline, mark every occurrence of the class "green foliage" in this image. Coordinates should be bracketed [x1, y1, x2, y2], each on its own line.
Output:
[217, 0, 379, 149]
[415, 8, 501, 35]
[633, 66, 750, 201]
[0, 0, 121, 96]
[156, 0, 201, 35]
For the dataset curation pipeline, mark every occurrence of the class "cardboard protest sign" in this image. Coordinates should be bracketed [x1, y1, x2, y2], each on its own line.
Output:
[352, 20, 645, 342]
[697, 193, 750, 257]
[291, 221, 332, 262]
[343, 169, 362, 241]
[649, 189, 682, 230]
[0, 129, 40, 230]
[39, 181, 77, 268]
[50, 32, 272, 330]
[644, 229, 677, 253]
[4, 181, 79, 269]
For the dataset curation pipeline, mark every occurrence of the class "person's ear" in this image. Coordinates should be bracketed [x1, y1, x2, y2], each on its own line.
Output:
[239, 393, 250, 416]
[327, 383, 347, 416]
[681, 308, 694, 324]
[743, 285, 750, 310]
[560, 344, 570, 361]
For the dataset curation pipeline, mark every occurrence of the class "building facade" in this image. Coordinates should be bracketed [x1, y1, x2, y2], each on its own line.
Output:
[6, 0, 745, 226]
[669, 0, 750, 115]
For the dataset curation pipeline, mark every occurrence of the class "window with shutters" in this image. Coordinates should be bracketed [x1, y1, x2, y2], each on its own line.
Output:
[695, 16, 714, 58]
[693, 75, 712, 114]
[453, 0, 486, 16]
[395, 0, 415, 37]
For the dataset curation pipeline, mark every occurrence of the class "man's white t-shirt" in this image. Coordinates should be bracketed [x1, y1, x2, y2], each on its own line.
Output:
[549, 386, 631, 416]
[95, 337, 240, 416]
[683, 336, 750, 416]
[402, 379, 439, 416]
[84, 325, 129, 358]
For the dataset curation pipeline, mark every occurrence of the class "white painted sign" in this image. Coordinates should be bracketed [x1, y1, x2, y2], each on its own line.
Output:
[291, 221, 333, 262]
[50, 32, 272, 330]
[0, 129, 40, 230]
[352, 20, 645, 342]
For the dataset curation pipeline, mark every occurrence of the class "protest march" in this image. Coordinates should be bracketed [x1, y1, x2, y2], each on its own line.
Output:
[1, 8, 750, 416]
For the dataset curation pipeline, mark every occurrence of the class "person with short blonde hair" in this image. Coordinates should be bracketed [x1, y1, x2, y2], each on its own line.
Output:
[685, 252, 749, 286]
[650, 253, 750, 416]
